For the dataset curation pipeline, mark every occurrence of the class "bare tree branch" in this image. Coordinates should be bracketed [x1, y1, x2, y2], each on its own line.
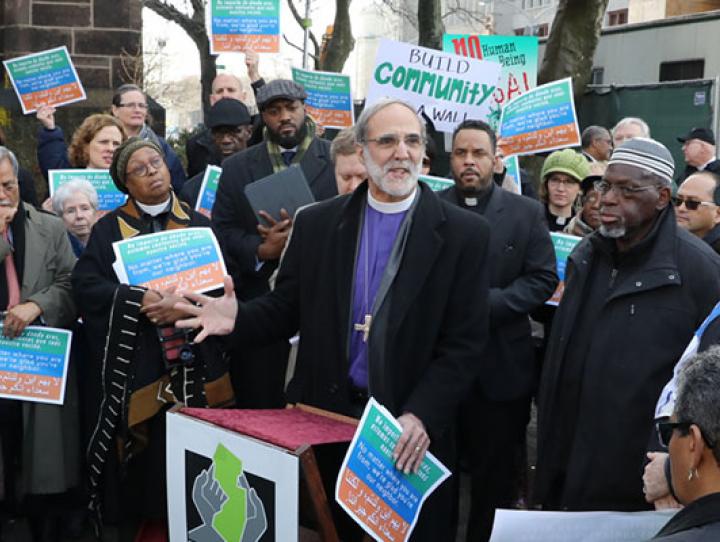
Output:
[286, 0, 320, 66]
[373, 0, 417, 29]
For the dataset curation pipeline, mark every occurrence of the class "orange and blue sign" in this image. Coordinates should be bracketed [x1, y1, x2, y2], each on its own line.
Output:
[209, 0, 280, 54]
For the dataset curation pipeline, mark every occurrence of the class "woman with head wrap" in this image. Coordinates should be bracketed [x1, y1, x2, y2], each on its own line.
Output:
[71, 138, 232, 538]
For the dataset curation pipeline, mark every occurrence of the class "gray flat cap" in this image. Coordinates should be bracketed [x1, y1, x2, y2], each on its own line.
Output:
[256, 79, 307, 110]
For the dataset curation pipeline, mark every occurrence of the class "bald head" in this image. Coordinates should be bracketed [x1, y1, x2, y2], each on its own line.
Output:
[210, 73, 246, 105]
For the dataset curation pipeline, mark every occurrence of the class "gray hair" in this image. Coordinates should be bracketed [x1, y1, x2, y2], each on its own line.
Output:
[612, 117, 651, 139]
[675, 346, 720, 464]
[581, 125, 610, 148]
[0, 146, 19, 177]
[52, 179, 99, 215]
[355, 98, 427, 145]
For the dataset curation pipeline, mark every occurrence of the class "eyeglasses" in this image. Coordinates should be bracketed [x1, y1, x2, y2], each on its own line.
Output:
[656, 420, 717, 449]
[547, 176, 579, 187]
[128, 156, 165, 178]
[117, 102, 148, 110]
[672, 196, 716, 211]
[594, 180, 660, 198]
[364, 134, 425, 150]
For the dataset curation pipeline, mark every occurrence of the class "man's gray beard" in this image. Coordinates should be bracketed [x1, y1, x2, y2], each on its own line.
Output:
[599, 223, 626, 238]
[363, 147, 419, 198]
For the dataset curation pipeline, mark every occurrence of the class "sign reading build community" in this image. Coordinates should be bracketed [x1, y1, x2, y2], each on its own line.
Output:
[49, 169, 126, 214]
[336, 397, 450, 542]
[0, 326, 72, 405]
[112, 227, 227, 294]
[366, 39, 502, 133]
[291, 67, 354, 129]
[3, 46, 86, 114]
[443, 34, 538, 111]
[499, 78, 581, 156]
[208, 0, 280, 54]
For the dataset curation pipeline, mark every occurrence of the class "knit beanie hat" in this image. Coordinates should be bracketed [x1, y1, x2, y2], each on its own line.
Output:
[541, 149, 591, 183]
[608, 137, 675, 184]
[110, 136, 164, 193]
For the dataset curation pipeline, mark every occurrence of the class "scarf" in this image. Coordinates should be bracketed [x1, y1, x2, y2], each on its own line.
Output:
[265, 116, 317, 173]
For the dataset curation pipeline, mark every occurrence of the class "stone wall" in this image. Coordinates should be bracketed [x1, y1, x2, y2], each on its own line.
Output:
[1, 0, 143, 89]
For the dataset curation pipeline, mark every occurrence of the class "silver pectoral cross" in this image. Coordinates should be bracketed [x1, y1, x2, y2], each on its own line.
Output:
[354, 314, 372, 343]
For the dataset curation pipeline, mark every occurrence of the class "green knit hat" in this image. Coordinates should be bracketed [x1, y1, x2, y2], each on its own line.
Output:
[109, 136, 164, 193]
[541, 149, 590, 183]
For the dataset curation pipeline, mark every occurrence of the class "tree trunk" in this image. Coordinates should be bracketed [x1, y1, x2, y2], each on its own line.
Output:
[538, 0, 610, 96]
[320, 0, 355, 73]
[195, 36, 216, 121]
[417, 0, 444, 50]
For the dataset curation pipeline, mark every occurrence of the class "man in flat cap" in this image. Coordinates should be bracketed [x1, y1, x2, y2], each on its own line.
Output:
[179, 99, 254, 209]
[677, 127, 720, 183]
[212, 79, 337, 408]
[535, 138, 720, 512]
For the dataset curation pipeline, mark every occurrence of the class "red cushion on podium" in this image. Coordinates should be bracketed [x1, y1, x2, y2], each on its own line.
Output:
[180, 407, 358, 451]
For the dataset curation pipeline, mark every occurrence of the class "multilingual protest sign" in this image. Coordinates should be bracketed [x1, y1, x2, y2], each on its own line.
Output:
[419, 174, 454, 192]
[443, 34, 538, 113]
[48, 169, 126, 214]
[0, 326, 72, 405]
[366, 39, 502, 133]
[112, 227, 227, 294]
[498, 77, 581, 156]
[547, 232, 582, 306]
[196, 165, 222, 219]
[336, 397, 450, 542]
[291, 67, 354, 129]
[3, 46, 86, 115]
[208, 0, 280, 54]
[503, 155, 522, 194]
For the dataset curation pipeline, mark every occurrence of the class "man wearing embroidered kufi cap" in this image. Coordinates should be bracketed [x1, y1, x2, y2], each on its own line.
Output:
[535, 137, 720, 512]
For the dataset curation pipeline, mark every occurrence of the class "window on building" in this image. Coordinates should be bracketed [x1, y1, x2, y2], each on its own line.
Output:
[607, 9, 628, 26]
[659, 59, 705, 81]
[514, 28, 526, 36]
[534, 23, 549, 37]
[591, 67, 604, 85]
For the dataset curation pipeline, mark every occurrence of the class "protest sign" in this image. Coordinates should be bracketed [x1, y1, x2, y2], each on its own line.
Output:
[208, 0, 280, 54]
[547, 232, 582, 306]
[503, 155, 522, 194]
[498, 77, 581, 156]
[291, 67, 354, 129]
[196, 165, 222, 218]
[366, 39, 502, 133]
[112, 227, 227, 294]
[48, 169, 126, 214]
[419, 174, 454, 192]
[0, 326, 72, 405]
[336, 397, 450, 542]
[3, 46, 86, 114]
[489, 508, 676, 542]
[443, 34, 538, 112]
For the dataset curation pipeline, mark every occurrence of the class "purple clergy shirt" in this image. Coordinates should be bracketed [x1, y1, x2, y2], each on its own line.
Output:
[348, 204, 408, 389]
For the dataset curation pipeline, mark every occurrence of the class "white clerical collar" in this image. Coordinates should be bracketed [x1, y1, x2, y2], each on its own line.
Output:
[367, 187, 417, 214]
[136, 198, 171, 217]
[281, 146, 298, 153]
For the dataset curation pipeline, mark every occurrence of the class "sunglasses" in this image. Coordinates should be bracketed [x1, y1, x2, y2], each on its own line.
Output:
[656, 420, 717, 449]
[672, 196, 716, 211]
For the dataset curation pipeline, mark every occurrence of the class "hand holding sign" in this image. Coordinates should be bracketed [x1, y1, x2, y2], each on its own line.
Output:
[36, 104, 57, 130]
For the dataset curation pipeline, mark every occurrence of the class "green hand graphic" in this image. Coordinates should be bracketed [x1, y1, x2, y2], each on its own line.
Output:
[211, 444, 247, 542]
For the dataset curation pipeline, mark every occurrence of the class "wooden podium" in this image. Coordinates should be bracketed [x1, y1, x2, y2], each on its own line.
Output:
[166, 404, 365, 541]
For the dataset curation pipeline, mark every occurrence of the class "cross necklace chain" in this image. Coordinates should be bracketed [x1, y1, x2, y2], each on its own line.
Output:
[353, 214, 372, 343]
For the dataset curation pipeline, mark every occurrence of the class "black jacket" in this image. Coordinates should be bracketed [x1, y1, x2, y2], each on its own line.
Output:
[438, 184, 557, 400]
[536, 206, 720, 511]
[211, 137, 337, 299]
[651, 493, 720, 540]
[678, 159, 720, 184]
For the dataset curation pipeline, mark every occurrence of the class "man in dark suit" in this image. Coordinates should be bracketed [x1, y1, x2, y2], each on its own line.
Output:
[177, 98, 492, 540]
[677, 127, 720, 183]
[439, 119, 557, 542]
[211, 79, 337, 408]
